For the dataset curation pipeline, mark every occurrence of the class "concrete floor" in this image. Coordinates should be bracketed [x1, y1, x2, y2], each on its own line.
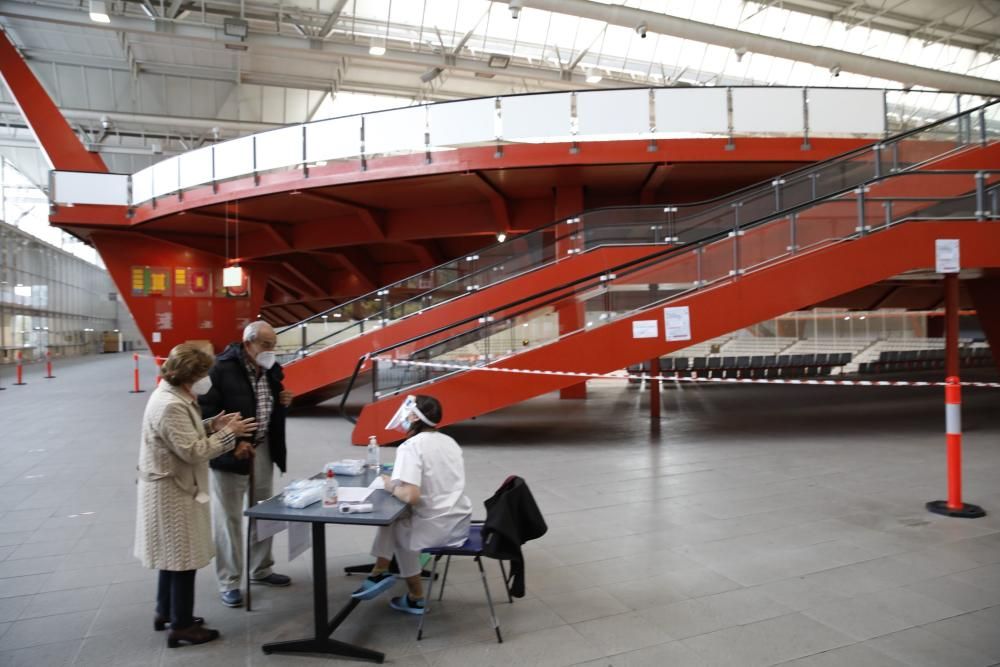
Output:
[1, 352, 999, 667]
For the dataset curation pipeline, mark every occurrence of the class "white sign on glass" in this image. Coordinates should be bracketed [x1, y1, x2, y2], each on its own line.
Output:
[632, 320, 658, 339]
[935, 239, 960, 274]
[664, 306, 692, 342]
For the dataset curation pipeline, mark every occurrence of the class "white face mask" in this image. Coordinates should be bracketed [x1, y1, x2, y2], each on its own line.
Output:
[255, 351, 276, 370]
[191, 376, 212, 396]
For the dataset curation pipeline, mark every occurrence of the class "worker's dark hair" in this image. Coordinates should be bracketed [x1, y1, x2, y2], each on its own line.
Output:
[409, 395, 442, 434]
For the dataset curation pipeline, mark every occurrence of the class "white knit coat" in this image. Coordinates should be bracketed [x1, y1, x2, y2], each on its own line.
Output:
[134, 383, 235, 571]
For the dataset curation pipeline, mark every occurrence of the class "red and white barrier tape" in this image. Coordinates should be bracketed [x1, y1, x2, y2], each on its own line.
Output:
[374, 357, 1000, 389]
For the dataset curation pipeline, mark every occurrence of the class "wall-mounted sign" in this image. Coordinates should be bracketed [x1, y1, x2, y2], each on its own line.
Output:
[664, 306, 691, 342]
[935, 239, 960, 274]
[632, 320, 658, 339]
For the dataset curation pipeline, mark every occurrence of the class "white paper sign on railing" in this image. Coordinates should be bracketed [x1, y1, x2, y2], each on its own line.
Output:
[732, 88, 803, 135]
[429, 98, 496, 147]
[214, 136, 255, 181]
[306, 115, 362, 163]
[577, 89, 650, 138]
[654, 88, 728, 135]
[51, 171, 130, 206]
[255, 125, 305, 172]
[501, 93, 572, 141]
[365, 106, 427, 155]
[178, 145, 214, 190]
[808, 89, 885, 135]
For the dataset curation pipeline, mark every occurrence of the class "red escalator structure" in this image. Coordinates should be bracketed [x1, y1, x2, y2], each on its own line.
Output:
[281, 102, 997, 405]
[347, 122, 1000, 443]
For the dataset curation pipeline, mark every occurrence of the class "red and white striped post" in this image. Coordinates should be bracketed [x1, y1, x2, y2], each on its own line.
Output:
[129, 353, 145, 394]
[926, 269, 985, 518]
[44, 350, 55, 379]
[13, 351, 26, 385]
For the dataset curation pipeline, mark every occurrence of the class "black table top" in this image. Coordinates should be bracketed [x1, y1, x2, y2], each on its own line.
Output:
[245, 468, 408, 526]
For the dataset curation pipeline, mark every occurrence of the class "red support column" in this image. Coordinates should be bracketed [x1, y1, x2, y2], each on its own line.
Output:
[554, 186, 586, 400]
[0, 30, 107, 173]
[927, 274, 985, 519]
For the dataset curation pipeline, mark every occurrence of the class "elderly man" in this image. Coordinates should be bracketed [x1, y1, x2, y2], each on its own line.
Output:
[200, 321, 294, 608]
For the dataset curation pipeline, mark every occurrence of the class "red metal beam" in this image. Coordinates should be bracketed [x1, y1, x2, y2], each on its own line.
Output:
[466, 172, 510, 233]
[0, 29, 107, 173]
[295, 190, 385, 240]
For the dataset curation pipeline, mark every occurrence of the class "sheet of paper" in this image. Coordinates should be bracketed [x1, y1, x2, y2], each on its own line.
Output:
[935, 239, 960, 274]
[254, 519, 286, 544]
[338, 487, 374, 503]
[664, 306, 691, 342]
[367, 476, 385, 490]
[632, 320, 658, 339]
[287, 522, 310, 562]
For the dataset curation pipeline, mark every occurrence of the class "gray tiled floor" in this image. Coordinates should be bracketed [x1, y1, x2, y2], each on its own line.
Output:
[1, 353, 1000, 666]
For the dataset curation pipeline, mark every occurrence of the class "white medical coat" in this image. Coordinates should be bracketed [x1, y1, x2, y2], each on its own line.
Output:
[391, 430, 472, 551]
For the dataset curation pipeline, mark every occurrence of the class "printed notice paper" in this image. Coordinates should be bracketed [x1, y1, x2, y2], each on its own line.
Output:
[935, 239, 960, 274]
[664, 306, 692, 342]
[632, 320, 658, 339]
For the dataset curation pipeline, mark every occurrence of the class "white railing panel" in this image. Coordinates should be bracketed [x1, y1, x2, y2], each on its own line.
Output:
[653, 88, 728, 135]
[306, 115, 362, 162]
[364, 106, 427, 155]
[255, 125, 305, 171]
[577, 89, 650, 138]
[133, 167, 153, 203]
[501, 93, 572, 141]
[151, 158, 180, 198]
[428, 98, 496, 147]
[178, 145, 215, 190]
[51, 171, 130, 206]
[214, 136, 255, 181]
[808, 89, 885, 135]
[732, 87, 803, 134]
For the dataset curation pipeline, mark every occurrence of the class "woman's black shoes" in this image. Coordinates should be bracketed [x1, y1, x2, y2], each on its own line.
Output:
[166, 624, 220, 648]
[155, 615, 205, 631]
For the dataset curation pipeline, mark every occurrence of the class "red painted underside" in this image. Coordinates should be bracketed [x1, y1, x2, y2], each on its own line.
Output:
[51, 136, 870, 354]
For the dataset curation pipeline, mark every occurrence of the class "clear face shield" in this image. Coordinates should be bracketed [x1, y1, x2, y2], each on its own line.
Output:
[385, 395, 437, 433]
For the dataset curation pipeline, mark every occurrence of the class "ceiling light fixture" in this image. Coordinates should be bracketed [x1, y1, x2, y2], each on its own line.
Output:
[223, 17, 249, 39]
[586, 72, 603, 84]
[509, 0, 523, 19]
[88, 0, 110, 23]
[496, 232, 507, 243]
[369, 37, 386, 56]
[488, 54, 511, 68]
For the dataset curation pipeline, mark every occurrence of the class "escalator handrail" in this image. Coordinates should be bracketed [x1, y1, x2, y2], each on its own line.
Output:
[288, 98, 999, 344]
[337, 168, 997, 416]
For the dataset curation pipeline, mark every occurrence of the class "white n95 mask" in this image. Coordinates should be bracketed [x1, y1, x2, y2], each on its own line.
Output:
[192, 376, 213, 396]
[255, 351, 276, 369]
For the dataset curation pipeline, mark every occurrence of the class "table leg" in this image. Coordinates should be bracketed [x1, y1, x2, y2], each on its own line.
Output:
[261, 523, 384, 663]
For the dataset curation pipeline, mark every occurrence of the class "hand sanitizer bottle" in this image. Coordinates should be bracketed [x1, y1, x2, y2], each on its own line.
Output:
[323, 468, 338, 508]
[367, 435, 380, 472]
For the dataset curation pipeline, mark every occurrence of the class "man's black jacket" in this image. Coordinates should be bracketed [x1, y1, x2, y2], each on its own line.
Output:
[199, 342, 287, 475]
[481, 476, 547, 598]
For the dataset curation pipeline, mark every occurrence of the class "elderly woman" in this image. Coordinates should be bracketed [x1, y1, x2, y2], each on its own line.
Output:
[134, 344, 256, 648]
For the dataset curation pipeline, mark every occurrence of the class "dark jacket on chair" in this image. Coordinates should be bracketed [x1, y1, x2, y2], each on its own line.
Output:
[199, 342, 287, 476]
[481, 476, 547, 598]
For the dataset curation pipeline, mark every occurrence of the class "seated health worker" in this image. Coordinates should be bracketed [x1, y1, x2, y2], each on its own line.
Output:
[351, 395, 472, 615]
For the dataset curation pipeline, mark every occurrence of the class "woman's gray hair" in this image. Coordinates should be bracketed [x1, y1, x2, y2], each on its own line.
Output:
[243, 320, 272, 343]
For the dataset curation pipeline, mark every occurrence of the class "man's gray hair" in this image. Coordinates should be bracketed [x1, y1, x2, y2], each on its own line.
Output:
[243, 320, 274, 343]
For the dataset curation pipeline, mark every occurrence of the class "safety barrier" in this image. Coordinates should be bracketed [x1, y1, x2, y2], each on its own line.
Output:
[129, 353, 168, 394]
[374, 357, 1000, 390]
[13, 351, 26, 385]
[926, 377, 986, 518]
